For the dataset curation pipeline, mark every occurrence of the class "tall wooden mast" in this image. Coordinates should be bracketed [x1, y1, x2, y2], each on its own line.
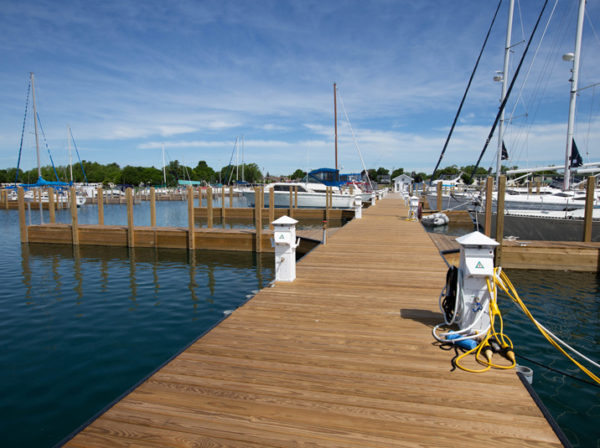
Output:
[334, 82, 338, 176]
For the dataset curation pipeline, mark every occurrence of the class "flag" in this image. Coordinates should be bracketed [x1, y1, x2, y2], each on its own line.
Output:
[501, 141, 509, 160]
[570, 138, 583, 168]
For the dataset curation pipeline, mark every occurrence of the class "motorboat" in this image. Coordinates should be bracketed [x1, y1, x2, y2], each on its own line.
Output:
[242, 182, 359, 209]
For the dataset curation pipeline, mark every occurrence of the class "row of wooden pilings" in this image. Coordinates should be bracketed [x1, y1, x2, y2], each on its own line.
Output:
[451, 175, 597, 265]
[14, 184, 337, 251]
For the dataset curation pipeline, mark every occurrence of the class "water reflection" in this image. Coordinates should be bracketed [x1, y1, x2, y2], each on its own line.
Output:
[21, 243, 274, 312]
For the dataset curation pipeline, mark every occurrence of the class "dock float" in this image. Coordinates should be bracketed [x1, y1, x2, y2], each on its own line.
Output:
[63, 195, 561, 447]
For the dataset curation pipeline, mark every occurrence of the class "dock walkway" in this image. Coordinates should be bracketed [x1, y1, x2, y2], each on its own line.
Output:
[66, 195, 560, 447]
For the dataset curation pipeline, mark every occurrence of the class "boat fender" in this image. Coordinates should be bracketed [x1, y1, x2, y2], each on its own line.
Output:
[446, 332, 478, 350]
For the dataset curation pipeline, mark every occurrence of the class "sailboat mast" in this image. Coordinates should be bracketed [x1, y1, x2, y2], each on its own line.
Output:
[241, 135, 245, 182]
[563, 0, 585, 190]
[496, 0, 514, 187]
[30, 72, 41, 179]
[162, 143, 166, 186]
[68, 125, 73, 182]
[334, 83, 338, 177]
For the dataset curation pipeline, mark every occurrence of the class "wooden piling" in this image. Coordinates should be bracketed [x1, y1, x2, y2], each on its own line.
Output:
[3, 189, 8, 210]
[527, 181, 532, 195]
[70, 187, 79, 245]
[436, 181, 442, 211]
[18, 187, 27, 243]
[126, 188, 134, 248]
[48, 187, 56, 223]
[254, 187, 263, 252]
[221, 186, 226, 218]
[269, 188, 275, 230]
[187, 186, 195, 250]
[207, 187, 213, 228]
[229, 186, 234, 207]
[150, 187, 156, 227]
[495, 175, 506, 265]
[289, 186, 294, 218]
[294, 186, 298, 209]
[97, 188, 105, 225]
[326, 187, 331, 222]
[484, 176, 493, 237]
[536, 180, 541, 195]
[583, 176, 595, 242]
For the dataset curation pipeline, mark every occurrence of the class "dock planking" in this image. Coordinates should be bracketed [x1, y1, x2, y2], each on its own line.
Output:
[65, 195, 560, 447]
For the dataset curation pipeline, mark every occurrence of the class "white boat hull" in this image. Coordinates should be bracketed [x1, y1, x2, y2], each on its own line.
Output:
[243, 191, 356, 209]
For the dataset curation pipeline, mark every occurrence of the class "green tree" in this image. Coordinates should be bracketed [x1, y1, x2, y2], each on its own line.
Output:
[391, 168, 404, 179]
[290, 169, 306, 180]
[193, 161, 215, 182]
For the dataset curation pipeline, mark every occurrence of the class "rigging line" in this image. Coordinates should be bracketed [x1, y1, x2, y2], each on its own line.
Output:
[430, 0, 503, 181]
[337, 88, 371, 187]
[69, 128, 88, 184]
[501, 0, 558, 168]
[506, 0, 559, 136]
[505, 0, 568, 165]
[516, 0, 525, 42]
[35, 112, 61, 182]
[226, 137, 238, 185]
[471, 0, 550, 179]
[15, 81, 31, 185]
[585, 8, 600, 46]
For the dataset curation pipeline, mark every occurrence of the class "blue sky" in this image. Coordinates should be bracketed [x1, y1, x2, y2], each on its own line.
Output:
[1, 0, 599, 176]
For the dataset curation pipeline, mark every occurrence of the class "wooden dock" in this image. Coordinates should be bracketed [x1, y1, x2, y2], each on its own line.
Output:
[64, 195, 560, 447]
[429, 232, 600, 272]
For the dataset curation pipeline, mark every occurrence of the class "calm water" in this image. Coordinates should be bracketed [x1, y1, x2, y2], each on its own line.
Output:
[0, 201, 275, 447]
[425, 223, 600, 447]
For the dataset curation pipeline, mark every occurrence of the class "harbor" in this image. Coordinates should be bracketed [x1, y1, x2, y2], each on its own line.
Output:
[1, 1, 600, 446]
[62, 195, 562, 447]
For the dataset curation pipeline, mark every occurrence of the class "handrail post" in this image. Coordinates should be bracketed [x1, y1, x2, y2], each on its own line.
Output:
[150, 187, 156, 227]
[187, 185, 195, 250]
[48, 187, 56, 223]
[97, 187, 104, 225]
[70, 186, 79, 245]
[494, 175, 506, 265]
[484, 177, 493, 237]
[583, 176, 595, 242]
[207, 186, 213, 228]
[126, 187, 134, 247]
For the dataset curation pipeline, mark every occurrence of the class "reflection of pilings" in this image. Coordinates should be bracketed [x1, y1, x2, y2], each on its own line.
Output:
[189, 250, 198, 311]
[256, 252, 263, 290]
[73, 245, 83, 304]
[101, 255, 108, 293]
[20, 244, 32, 303]
[207, 262, 215, 297]
[129, 247, 137, 307]
[52, 253, 61, 296]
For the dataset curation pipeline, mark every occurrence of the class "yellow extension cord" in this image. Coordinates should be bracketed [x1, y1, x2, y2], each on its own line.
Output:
[453, 268, 600, 385]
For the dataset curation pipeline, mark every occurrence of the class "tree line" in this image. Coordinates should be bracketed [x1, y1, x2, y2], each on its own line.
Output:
[0, 160, 528, 186]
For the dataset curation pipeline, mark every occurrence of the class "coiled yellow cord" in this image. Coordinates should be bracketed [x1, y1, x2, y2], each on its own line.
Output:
[453, 276, 515, 373]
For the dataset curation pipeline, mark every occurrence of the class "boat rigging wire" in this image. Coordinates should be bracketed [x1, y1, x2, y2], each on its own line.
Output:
[69, 128, 88, 184]
[431, 0, 503, 181]
[336, 88, 371, 188]
[486, 0, 559, 171]
[471, 0, 549, 180]
[36, 112, 61, 182]
[15, 80, 31, 185]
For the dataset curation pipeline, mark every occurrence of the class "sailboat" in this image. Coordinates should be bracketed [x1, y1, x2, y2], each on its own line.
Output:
[243, 83, 368, 209]
[473, 0, 600, 240]
[13, 73, 86, 207]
